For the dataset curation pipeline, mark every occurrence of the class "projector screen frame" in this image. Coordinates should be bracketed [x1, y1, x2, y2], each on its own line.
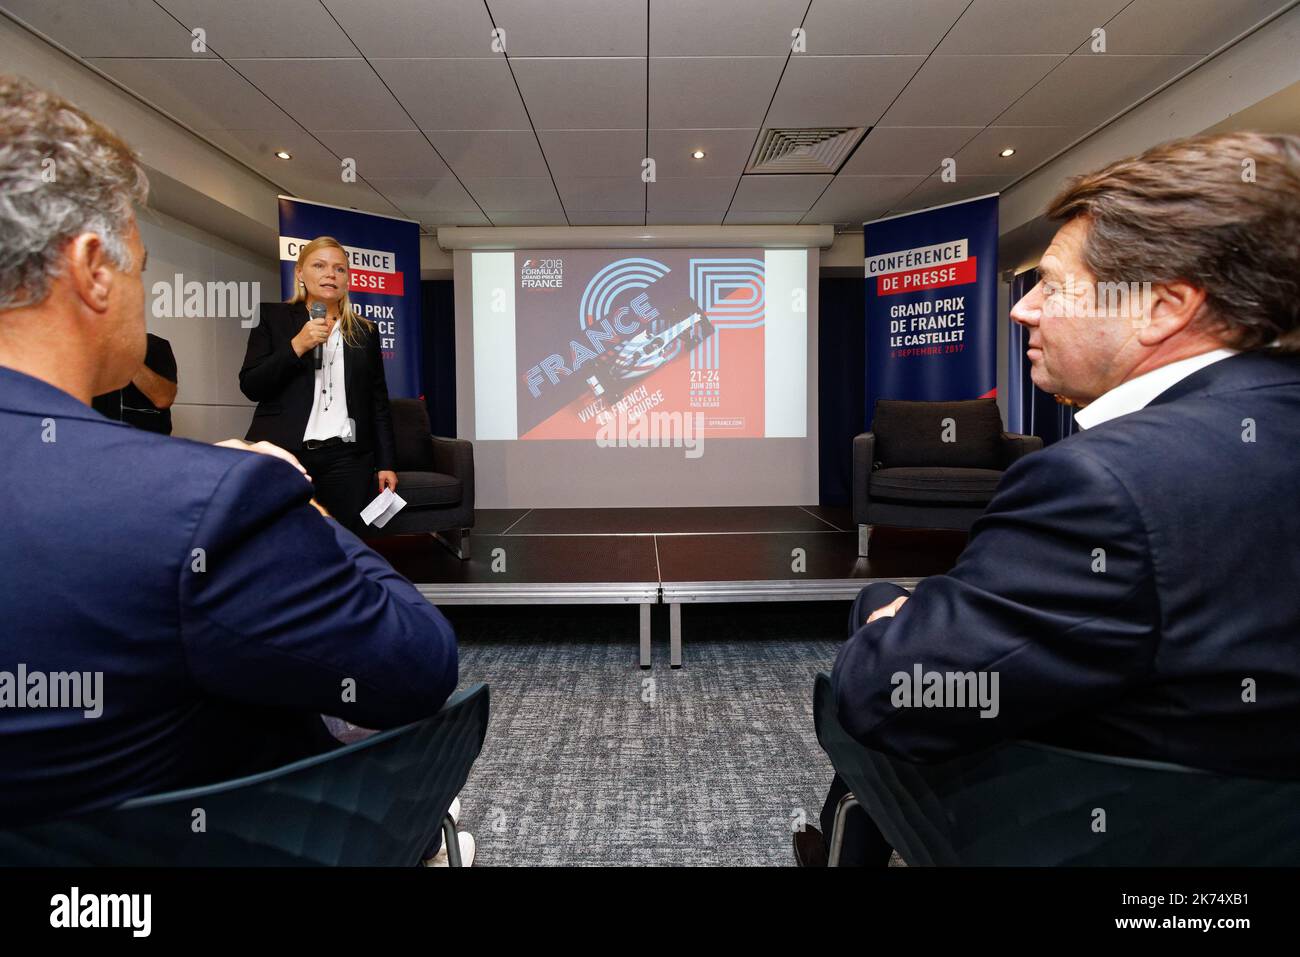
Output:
[437, 224, 835, 251]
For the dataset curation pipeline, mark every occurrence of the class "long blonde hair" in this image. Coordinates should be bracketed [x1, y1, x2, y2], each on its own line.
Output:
[287, 235, 372, 347]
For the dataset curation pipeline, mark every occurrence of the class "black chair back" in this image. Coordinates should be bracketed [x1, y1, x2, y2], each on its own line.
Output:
[0, 684, 490, 866]
[814, 673, 1300, 865]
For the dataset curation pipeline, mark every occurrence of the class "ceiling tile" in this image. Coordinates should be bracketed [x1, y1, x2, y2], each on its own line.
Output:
[650, 0, 810, 56]
[278, 176, 407, 218]
[646, 210, 726, 225]
[511, 58, 646, 130]
[366, 177, 480, 211]
[1, 0, 214, 58]
[890, 173, 1008, 214]
[201, 128, 343, 178]
[373, 58, 530, 131]
[463, 177, 563, 211]
[488, 0, 647, 56]
[426, 130, 549, 178]
[313, 131, 450, 178]
[840, 126, 981, 175]
[88, 58, 296, 131]
[731, 173, 832, 211]
[538, 130, 648, 178]
[877, 55, 1064, 126]
[647, 177, 741, 212]
[650, 57, 786, 129]
[799, 0, 972, 54]
[995, 54, 1200, 128]
[724, 210, 808, 224]
[416, 210, 491, 227]
[952, 126, 1084, 176]
[802, 175, 928, 223]
[568, 210, 648, 225]
[766, 55, 925, 127]
[320, 0, 495, 58]
[233, 59, 414, 131]
[485, 210, 568, 225]
[554, 176, 646, 211]
[159, 0, 357, 58]
[647, 129, 758, 177]
[1100, 0, 1291, 54]
[934, 0, 1131, 54]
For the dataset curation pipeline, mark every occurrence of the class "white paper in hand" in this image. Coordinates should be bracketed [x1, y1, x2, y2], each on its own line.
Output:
[360, 488, 393, 526]
[361, 488, 407, 528]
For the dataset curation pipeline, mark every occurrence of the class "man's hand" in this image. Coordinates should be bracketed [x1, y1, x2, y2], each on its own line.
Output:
[377, 470, 398, 493]
[216, 438, 311, 482]
[867, 595, 909, 624]
[290, 314, 335, 357]
[216, 438, 332, 516]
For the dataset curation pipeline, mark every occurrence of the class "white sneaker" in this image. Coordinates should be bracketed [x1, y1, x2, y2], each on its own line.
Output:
[448, 797, 460, 827]
[423, 830, 475, 868]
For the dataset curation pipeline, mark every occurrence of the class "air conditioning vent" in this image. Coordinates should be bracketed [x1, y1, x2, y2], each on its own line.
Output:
[745, 127, 868, 174]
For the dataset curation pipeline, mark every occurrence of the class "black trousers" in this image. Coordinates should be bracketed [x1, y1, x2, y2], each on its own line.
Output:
[298, 444, 375, 537]
[820, 580, 915, 866]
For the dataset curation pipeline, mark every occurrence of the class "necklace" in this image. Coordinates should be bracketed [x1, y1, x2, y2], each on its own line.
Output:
[321, 326, 342, 411]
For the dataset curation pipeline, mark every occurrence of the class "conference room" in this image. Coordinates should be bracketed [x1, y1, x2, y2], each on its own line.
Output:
[1, 0, 1297, 928]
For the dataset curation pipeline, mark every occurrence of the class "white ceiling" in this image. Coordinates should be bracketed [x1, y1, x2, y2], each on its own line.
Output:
[1, 0, 1292, 231]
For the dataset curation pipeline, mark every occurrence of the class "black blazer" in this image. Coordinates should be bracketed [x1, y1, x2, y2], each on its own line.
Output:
[239, 301, 396, 471]
[833, 350, 1300, 779]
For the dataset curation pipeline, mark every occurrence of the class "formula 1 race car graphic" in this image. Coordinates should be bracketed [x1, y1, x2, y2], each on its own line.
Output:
[584, 297, 714, 404]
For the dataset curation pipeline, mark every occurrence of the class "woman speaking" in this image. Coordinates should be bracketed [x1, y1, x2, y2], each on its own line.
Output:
[239, 236, 398, 535]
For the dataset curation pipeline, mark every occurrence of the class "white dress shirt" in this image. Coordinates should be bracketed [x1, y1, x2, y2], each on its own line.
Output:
[1073, 348, 1239, 430]
[302, 323, 353, 443]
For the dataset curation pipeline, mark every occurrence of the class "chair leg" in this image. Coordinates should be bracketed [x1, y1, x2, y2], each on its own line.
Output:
[433, 528, 471, 560]
[827, 792, 861, 867]
[442, 814, 462, 867]
[858, 524, 874, 558]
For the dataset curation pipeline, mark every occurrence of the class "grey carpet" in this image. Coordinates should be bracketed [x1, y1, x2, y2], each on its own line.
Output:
[442, 603, 848, 866]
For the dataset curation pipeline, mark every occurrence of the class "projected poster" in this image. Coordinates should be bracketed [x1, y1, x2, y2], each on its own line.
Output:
[513, 250, 768, 440]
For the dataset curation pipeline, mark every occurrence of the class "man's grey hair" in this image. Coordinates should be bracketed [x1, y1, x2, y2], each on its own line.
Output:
[0, 74, 149, 312]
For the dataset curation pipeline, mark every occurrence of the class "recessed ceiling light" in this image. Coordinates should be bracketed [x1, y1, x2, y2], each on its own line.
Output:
[999, 148, 1016, 158]
[691, 149, 706, 160]
[275, 150, 292, 160]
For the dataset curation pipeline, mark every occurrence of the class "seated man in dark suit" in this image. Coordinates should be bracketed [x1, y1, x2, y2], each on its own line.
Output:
[0, 74, 458, 827]
[800, 130, 1300, 865]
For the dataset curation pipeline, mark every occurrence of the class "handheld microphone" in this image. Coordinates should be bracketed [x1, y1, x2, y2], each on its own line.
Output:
[310, 301, 327, 370]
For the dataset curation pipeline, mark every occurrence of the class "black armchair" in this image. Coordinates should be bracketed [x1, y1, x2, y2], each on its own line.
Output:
[852, 398, 1041, 556]
[368, 398, 474, 559]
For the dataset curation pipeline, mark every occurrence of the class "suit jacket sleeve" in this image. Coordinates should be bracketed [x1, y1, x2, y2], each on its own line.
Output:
[832, 443, 1160, 762]
[178, 453, 458, 727]
[369, 328, 397, 472]
[239, 304, 308, 403]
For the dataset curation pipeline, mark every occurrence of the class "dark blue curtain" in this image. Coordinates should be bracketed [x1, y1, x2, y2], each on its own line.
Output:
[419, 280, 456, 437]
[818, 277, 867, 506]
[1007, 267, 1077, 445]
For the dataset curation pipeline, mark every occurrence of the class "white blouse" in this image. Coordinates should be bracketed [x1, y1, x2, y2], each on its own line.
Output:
[302, 323, 354, 443]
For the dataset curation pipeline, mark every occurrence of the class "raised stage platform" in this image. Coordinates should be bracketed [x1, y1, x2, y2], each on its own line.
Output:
[369, 506, 966, 668]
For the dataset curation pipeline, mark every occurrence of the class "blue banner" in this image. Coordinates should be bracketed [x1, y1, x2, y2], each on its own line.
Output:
[277, 196, 423, 398]
[864, 194, 998, 426]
